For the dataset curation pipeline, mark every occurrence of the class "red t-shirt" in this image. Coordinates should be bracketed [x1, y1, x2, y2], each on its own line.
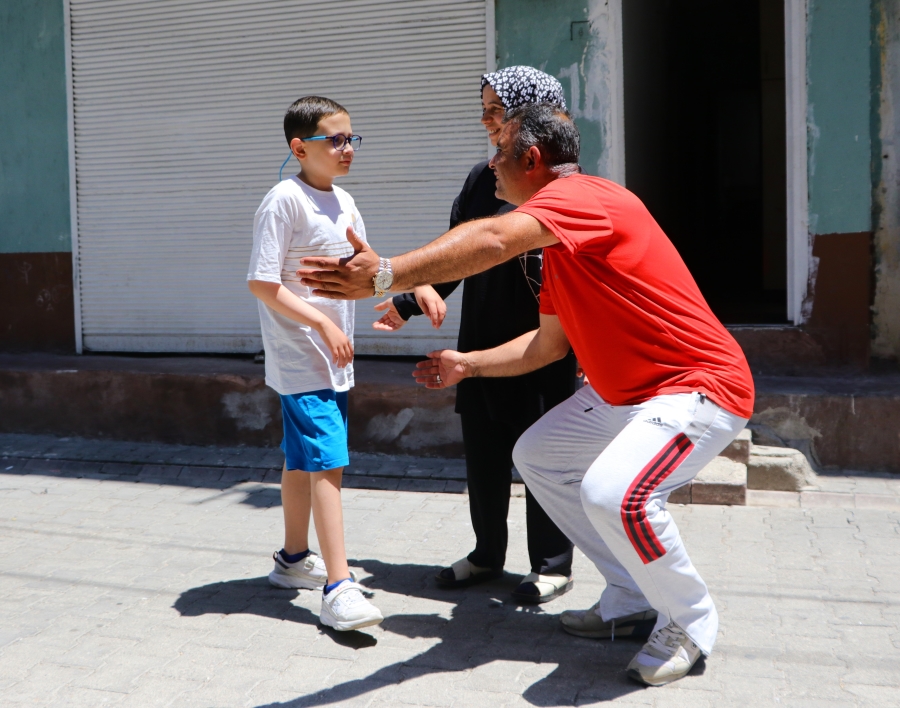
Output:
[516, 173, 755, 419]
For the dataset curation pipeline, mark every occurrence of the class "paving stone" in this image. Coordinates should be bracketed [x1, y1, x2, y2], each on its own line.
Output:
[2, 436, 899, 706]
[45, 686, 127, 706]
[747, 489, 800, 507]
[344, 476, 401, 491]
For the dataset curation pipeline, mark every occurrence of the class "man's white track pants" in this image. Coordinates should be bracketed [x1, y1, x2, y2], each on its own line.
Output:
[512, 388, 748, 654]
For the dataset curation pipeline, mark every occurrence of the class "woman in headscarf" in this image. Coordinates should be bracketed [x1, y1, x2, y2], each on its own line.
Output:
[373, 66, 578, 603]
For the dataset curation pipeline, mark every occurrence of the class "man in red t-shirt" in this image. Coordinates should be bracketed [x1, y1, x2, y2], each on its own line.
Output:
[299, 104, 755, 687]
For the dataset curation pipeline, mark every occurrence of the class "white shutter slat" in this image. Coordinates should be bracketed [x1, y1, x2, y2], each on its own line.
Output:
[71, 0, 489, 354]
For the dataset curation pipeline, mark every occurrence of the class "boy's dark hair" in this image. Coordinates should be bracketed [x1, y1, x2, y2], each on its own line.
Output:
[504, 103, 580, 168]
[284, 96, 349, 145]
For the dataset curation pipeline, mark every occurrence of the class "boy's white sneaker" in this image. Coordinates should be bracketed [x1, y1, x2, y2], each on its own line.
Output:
[319, 581, 383, 631]
[626, 621, 703, 686]
[268, 551, 327, 589]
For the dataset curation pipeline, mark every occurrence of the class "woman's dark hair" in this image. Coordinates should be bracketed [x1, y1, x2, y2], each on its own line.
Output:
[504, 103, 580, 168]
[283, 96, 348, 144]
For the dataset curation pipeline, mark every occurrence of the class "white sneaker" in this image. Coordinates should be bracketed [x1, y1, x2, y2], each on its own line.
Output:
[319, 581, 383, 631]
[626, 621, 703, 686]
[268, 550, 327, 589]
[560, 602, 657, 639]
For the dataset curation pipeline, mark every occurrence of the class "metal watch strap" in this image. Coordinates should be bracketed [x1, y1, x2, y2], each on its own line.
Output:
[373, 257, 393, 297]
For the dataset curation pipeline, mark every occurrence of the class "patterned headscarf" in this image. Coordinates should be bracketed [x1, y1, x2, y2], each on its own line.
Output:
[481, 66, 567, 112]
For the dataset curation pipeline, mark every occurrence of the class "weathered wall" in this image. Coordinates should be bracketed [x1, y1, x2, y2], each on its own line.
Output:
[0, 0, 70, 253]
[807, 0, 873, 236]
[0, 0, 74, 352]
[801, 0, 876, 364]
[496, 0, 621, 180]
[873, 1, 900, 361]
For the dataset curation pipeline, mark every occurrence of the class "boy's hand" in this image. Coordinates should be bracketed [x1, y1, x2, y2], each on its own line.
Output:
[414, 286, 446, 329]
[317, 319, 354, 368]
[372, 299, 407, 331]
[413, 349, 468, 389]
[299, 226, 380, 299]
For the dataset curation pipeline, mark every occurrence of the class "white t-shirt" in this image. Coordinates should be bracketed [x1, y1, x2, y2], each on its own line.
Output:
[247, 176, 365, 395]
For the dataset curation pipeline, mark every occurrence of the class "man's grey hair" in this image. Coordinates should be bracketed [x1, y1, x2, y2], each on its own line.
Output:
[503, 103, 580, 171]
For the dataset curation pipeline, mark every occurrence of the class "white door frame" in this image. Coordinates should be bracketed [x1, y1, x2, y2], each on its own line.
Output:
[606, 0, 626, 186]
[785, 0, 809, 325]
[63, 0, 83, 354]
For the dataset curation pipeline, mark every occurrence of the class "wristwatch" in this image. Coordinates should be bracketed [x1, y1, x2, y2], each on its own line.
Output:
[373, 257, 393, 297]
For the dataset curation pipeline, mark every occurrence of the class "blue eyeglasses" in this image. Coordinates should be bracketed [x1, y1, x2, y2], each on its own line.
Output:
[301, 134, 362, 152]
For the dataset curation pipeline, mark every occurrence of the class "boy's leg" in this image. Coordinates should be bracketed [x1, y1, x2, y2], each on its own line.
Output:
[311, 465, 383, 631]
[281, 464, 311, 555]
[309, 467, 351, 584]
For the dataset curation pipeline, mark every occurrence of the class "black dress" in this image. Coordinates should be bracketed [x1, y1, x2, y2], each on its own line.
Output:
[393, 160, 576, 576]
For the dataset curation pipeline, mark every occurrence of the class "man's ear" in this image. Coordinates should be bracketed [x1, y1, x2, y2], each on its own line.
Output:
[523, 145, 542, 173]
[289, 137, 305, 160]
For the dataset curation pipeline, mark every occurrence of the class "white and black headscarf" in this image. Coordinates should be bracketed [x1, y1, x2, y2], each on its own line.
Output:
[481, 65, 567, 111]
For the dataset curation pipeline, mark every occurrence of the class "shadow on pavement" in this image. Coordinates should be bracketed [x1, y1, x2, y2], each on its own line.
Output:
[233, 559, 648, 707]
[172, 577, 378, 649]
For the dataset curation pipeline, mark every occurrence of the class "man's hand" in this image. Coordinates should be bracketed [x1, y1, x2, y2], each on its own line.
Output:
[413, 349, 468, 389]
[372, 298, 407, 331]
[298, 225, 380, 299]
[318, 319, 354, 368]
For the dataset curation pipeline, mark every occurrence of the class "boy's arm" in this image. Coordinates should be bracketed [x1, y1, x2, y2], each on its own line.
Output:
[248, 280, 353, 368]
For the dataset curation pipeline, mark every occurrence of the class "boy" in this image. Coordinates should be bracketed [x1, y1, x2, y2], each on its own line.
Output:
[247, 96, 382, 631]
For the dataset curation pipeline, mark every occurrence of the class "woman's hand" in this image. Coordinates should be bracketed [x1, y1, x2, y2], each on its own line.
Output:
[372, 298, 407, 331]
[413, 349, 468, 389]
[414, 286, 447, 329]
[317, 319, 354, 367]
[576, 361, 590, 387]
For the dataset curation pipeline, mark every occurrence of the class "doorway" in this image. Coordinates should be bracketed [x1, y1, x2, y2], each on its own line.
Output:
[622, 0, 788, 323]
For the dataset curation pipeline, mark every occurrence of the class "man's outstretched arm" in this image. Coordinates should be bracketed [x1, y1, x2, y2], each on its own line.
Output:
[298, 212, 558, 299]
[412, 313, 571, 389]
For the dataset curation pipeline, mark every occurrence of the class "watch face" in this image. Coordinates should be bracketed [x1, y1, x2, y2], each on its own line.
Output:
[374, 270, 393, 291]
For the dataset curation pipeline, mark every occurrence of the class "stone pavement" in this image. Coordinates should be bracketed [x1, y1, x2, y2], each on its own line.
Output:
[0, 433, 470, 495]
[1, 438, 900, 706]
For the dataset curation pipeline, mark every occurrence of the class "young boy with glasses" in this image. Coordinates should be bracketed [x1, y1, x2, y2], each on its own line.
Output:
[246, 95, 382, 631]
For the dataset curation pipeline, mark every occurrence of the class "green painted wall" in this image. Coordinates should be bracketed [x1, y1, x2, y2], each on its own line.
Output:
[496, 0, 604, 176]
[0, 0, 71, 254]
[807, 0, 873, 235]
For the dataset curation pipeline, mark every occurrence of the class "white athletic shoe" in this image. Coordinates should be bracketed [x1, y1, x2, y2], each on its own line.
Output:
[626, 621, 703, 686]
[319, 581, 383, 631]
[268, 550, 327, 589]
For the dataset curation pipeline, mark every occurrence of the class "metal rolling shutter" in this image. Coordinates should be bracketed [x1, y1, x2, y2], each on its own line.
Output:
[69, 0, 489, 354]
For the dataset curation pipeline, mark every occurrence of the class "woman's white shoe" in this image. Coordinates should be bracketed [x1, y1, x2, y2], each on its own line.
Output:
[511, 571, 574, 604]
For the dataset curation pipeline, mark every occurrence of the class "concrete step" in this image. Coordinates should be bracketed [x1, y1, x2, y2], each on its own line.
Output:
[1, 353, 898, 473]
[670, 456, 747, 506]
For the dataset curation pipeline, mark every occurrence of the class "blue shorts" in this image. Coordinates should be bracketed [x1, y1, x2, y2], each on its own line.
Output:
[280, 389, 349, 472]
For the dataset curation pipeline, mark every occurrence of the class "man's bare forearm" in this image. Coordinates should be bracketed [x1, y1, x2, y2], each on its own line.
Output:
[391, 212, 556, 292]
[465, 326, 569, 379]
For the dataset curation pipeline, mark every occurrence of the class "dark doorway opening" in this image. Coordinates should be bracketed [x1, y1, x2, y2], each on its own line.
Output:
[622, 0, 788, 323]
